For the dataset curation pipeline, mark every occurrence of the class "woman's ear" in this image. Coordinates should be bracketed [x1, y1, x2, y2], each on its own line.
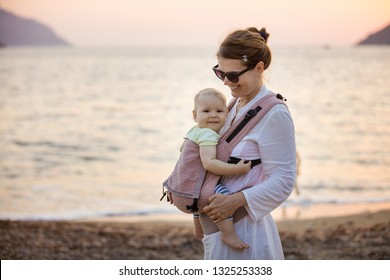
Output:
[255, 61, 264, 75]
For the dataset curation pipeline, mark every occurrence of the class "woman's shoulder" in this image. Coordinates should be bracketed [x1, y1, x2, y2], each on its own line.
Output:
[262, 88, 291, 115]
[247, 91, 294, 134]
[254, 101, 294, 134]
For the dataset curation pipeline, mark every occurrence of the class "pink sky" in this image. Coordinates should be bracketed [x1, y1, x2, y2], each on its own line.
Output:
[1, 0, 389, 47]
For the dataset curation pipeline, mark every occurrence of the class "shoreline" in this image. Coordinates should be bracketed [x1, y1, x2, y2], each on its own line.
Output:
[2, 201, 390, 224]
[1, 203, 389, 260]
[76, 201, 390, 224]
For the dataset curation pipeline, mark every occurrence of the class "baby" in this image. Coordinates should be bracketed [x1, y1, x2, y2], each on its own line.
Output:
[187, 88, 250, 250]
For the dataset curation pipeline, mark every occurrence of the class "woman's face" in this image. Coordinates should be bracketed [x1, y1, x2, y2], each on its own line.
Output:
[217, 57, 264, 101]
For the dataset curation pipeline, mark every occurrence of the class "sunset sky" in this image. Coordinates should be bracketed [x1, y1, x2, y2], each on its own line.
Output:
[1, 0, 389, 47]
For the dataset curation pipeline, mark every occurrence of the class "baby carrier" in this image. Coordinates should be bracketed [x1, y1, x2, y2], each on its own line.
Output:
[161, 93, 287, 214]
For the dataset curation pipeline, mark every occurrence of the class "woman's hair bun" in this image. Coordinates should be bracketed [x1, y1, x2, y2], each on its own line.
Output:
[259, 28, 270, 43]
[246, 27, 270, 43]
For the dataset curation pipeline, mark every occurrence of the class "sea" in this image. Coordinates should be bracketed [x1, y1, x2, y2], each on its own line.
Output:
[1, 46, 390, 221]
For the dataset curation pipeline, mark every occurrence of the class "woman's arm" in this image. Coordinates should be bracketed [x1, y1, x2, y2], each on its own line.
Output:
[199, 145, 251, 176]
[242, 106, 296, 221]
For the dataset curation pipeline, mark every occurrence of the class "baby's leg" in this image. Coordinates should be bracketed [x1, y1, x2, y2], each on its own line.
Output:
[193, 214, 204, 241]
[214, 184, 249, 250]
[217, 218, 249, 250]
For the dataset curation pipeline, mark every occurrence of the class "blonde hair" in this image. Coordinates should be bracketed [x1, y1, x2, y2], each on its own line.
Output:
[194, 88, 226, 110]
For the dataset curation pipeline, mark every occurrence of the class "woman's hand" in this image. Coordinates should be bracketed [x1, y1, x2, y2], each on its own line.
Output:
[203, 192, 247, 224]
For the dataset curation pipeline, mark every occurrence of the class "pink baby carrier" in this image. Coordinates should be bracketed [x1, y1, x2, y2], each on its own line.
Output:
[162, 93, 287, 214]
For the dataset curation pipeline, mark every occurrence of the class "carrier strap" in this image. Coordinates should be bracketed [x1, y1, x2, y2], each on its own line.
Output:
[226, 106, 262, 143]
[224, 93, 286, 145]
[227, 156, 261, 168]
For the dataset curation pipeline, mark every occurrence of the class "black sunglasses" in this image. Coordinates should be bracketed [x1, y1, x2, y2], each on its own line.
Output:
[212, 64, 254, 83]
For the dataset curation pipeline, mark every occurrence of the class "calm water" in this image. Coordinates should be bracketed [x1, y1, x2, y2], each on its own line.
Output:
[1, 46, 390, 220]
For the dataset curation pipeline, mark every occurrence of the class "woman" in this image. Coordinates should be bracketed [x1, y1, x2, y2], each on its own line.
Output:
[202, 27, 296, 259]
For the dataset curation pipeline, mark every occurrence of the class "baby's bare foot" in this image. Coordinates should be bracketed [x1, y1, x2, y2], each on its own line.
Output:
[221, 232, 249, 250]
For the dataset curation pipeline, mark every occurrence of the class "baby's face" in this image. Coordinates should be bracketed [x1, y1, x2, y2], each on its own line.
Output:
[193, 94, 227, 133]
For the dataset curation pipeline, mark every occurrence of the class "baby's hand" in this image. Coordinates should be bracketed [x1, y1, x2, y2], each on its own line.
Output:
[236, 159, 251, 174]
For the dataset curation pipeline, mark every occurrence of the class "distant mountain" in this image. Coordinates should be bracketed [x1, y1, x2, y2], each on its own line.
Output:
[0, 8, 70, 46]
[357, 23, 390, 45]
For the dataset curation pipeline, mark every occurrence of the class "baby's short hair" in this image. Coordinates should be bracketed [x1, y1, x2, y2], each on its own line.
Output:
[194, 88, 226, 109]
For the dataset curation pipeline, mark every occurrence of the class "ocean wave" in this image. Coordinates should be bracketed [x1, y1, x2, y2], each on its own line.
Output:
[283, 197, 390, 207]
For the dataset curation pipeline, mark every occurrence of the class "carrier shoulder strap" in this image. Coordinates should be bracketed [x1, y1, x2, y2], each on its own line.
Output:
[221, 93, 287, 149]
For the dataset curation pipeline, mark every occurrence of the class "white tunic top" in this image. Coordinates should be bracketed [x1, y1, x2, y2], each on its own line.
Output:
[202, 85, 296, 259]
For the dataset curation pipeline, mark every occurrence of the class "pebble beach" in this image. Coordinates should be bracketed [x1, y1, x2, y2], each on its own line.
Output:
[1, 208, 389, 260]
